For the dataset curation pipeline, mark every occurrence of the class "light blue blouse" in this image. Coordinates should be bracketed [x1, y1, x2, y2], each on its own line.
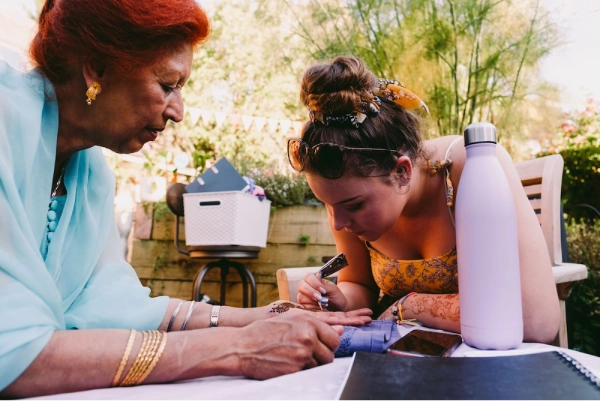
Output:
[0, 61, 169, 390]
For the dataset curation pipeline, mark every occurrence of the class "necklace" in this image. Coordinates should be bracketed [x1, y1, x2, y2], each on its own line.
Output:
[51, 163, 67, 198]
[45, 163, 67, 249]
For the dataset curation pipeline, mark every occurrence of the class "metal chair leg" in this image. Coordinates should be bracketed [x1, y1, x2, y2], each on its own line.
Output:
[232, 263, 249, 308]
[241, 264, 257, 307]
[218, 261, 229, 306]
[229, 261, 257, 307]
[191, 258, 257, 307]
[192, 264, 214, 302]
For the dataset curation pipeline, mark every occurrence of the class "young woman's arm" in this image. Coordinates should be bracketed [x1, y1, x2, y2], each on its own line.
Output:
[379, 293, 461, 333]
[491, 144, 561, 343]
[393, 143, 560, 343]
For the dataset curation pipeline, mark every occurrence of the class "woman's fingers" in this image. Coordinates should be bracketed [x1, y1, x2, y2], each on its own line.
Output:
[300, 273, 326, 297]
[330, 325, 344, 335]
[277, 302, 372, 326]
[297, 273, 347, 311]
[237, 313, 340, 380]
[297, 279, 327, 305]
[343, 308, 373, 317]
[296, 291, 329, 311]
[312, 309, 372, 326]
[311, 324, 348, 365]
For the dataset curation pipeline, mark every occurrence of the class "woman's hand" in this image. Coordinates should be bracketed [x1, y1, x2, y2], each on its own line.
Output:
[268, 300, 372, 326]
[234, 313, 344, 380]
[297, 272, 349, 311]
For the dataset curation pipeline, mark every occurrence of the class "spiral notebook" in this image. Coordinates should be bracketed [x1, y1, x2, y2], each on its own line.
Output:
[338, 350, 600, 400]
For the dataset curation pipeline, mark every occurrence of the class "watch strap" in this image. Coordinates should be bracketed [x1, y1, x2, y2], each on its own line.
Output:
[210, 305, 221, 327]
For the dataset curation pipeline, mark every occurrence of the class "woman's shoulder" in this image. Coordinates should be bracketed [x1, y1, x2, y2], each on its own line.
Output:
[0, 62, 50, 117]
[0, 61, 45, 92]
[423, 135, 465, 162]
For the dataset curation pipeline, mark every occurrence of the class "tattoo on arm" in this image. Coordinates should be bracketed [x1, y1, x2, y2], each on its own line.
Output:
[408, 294, 460, 322]
[270, 302, 310, 314]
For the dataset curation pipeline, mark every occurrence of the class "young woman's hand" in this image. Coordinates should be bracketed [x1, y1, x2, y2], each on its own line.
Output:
[296, 272, 349, 312]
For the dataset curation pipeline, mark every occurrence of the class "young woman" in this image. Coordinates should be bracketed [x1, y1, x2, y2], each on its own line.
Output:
[291, 56, 560, 344]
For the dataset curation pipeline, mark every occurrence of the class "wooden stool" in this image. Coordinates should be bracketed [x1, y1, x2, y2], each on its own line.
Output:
[187, 246, 258, 307]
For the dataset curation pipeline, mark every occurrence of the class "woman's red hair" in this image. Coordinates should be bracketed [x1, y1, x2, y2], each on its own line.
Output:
[29, 0, 210, 85]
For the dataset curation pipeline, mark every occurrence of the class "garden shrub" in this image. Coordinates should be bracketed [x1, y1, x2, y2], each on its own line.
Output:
[539, 99, 600, 220]
[252, 172, 315, 207]
[538, 99, 600, 354]
[565, 219, 600, 355]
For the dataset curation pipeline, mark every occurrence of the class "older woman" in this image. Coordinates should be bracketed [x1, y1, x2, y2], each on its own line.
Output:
[0, 1, 371, 397]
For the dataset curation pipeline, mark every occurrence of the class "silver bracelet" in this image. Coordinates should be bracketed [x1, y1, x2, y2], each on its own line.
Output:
[166, 300, 185, 332]
[181, 300, 196, 331]
[210, 305, 221, 328]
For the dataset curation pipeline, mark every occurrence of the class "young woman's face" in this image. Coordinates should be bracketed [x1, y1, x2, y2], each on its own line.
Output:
[90, 44, 193, 154]
[307, 173, 405, 242]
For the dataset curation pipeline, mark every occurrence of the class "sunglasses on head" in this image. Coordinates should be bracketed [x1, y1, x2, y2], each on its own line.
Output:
[287, 137, 402, 179]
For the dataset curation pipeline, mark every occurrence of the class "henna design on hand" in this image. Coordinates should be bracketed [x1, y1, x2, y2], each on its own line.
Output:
[270, 302, 310, 314]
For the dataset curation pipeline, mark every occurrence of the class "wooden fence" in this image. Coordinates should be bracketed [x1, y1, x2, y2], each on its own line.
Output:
[130, 203, 336, 307]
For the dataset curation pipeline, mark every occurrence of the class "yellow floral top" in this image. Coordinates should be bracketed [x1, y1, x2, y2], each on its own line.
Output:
[368, 243, 458, 298]
[369, 137, 462, 304]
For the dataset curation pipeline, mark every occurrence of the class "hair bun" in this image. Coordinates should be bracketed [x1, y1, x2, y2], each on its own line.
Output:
[300, 56, 377, 116]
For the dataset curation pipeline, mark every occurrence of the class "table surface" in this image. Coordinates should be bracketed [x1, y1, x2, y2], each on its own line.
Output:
[30, 327, 600, 400]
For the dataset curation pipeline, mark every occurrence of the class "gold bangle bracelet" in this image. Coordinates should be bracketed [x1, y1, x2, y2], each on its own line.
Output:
[111, 329, 137, 387]
[128, 331, 161, 385]
[123, 331, 160, 386]
[137, 331, 168, 385]
[120, 331, 152, 386]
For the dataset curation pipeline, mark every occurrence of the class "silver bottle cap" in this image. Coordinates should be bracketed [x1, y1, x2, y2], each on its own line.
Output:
[464, 122, 497, 146]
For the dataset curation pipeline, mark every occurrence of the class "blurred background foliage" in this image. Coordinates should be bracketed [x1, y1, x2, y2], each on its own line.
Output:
[281, 0, 561, 157]
[539, 99, 600, 355]
[153, 0, 565, 191]
[565, 220, 600, 356]
[158, 0, 310, 179]
[539, 99, 600, 220]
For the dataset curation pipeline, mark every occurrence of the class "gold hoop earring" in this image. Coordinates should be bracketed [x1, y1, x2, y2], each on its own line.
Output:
[86, 82, 101, 105]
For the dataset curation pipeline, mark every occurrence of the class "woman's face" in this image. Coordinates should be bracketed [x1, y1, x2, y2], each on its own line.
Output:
[307, 173, 405, 242]
[90, 44, 193, 154]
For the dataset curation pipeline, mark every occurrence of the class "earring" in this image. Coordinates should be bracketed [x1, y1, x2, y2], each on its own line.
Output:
[85, 82, 101, 105]
[395, 167, 410, 186]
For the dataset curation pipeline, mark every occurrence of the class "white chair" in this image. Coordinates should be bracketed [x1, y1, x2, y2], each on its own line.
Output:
[515, 154, 587, 348]
[277, 154, 588, 348]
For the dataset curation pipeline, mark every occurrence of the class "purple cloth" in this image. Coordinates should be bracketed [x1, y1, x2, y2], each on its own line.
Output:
[335, 320, 402, 358]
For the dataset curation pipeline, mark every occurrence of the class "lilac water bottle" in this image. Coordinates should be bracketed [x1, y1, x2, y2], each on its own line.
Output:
[455, 122, 523, 350]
